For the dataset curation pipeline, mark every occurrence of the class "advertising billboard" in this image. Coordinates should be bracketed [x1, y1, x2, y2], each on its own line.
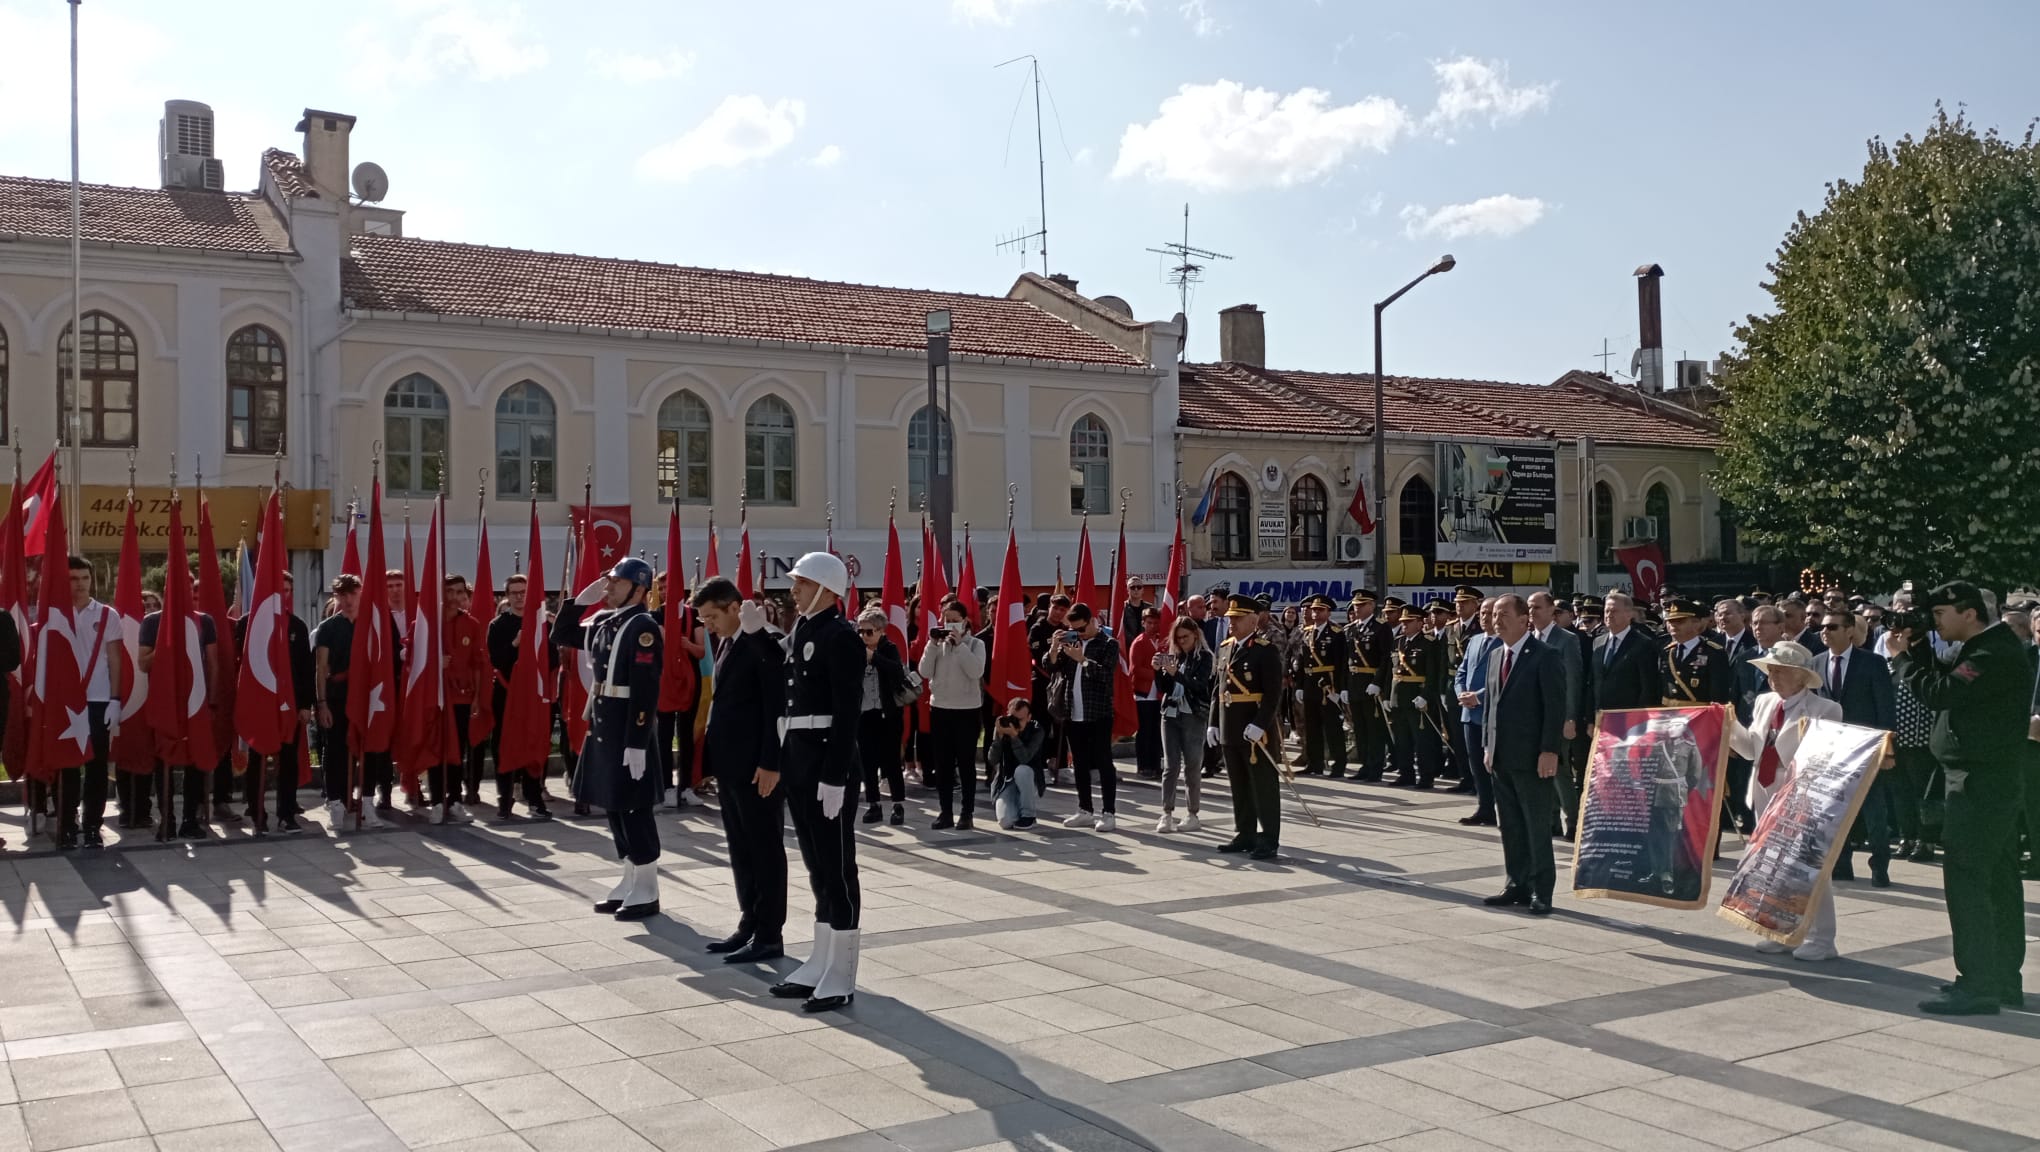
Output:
[1435, 442, 1558, 562]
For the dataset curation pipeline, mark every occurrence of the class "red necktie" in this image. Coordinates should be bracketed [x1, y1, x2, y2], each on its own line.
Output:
[1500, 647, 1514, 692]
[1756, 703, 1785, 787]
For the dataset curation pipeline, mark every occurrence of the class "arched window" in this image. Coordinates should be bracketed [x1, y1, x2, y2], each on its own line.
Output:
[496, 381, 557, 500]
[1068, 414, 1110, 515]
[384, 374, 449, 498]
[745, 395, 796, 505]
[1398, 476, 1436, 561]
[1211, 472, 1252, 561]
[657, 390, 712, 504]
[0, 323, 9, 443]
[1593, 481, 1617, 567]
[906, 406, 954, 514]
[226, 325, 287, 454]
[1645, 482, 1673, 561]
[1289, 475, 1328, 561]
[58, 311, 138, 448]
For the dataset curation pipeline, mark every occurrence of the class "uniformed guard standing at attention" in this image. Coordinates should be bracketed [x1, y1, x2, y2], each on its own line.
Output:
[1659, 597, 1731, 707]
[1210, 593, 1284, 860]
[1346, 591, 1391, 781]
[1292, 594, 1349, 778]
[552, 558, 665, 921]
[768, 551, 866, 1014]
[1388, 601, 1447, 788]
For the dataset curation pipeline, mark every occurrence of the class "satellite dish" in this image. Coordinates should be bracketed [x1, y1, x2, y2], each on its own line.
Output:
[351, 161, 389, 203]
[1094, 295, 1134, 319]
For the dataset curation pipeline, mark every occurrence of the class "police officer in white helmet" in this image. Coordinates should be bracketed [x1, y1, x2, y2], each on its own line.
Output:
[767, 551, 866, 1012]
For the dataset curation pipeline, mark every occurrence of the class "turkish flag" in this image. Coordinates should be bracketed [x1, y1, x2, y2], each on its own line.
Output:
[734, 509, 753, 599]
[1157, 516, 1183, 639]
[990, 523, 1031, 706]
[468, 509, 496, 746]
[0, 477, 30, 779]
[881, 513, 907, 655]
[148, 496, 219, 770]
[18, 453, 58, 557]
[562, 495, 609, 756]
[1074, 515, 1098, 614]
[957, 529, 980, 629]
[400, 497, 454, 777]
[195, 497, 237, 766]
[27, 485, 93, 779]
[340, 500, 362, 579]
[1345, 477, 1376, 535]
[346, 481, 398, 754]
[498, 500, 554, 778]
[569, 504, 632, 571]
[914, 517, 949, 734]
[1615, 542, 1667, 607]
[1107, 521, 1137, 742]
[113, 497, 152, 772]
[658, 505, 699, 714]
[234, 490, 295, 755]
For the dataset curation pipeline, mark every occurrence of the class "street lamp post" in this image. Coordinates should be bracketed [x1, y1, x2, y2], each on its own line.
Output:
[926, 309, 954, 572]
[1372, 254, 1456, 604]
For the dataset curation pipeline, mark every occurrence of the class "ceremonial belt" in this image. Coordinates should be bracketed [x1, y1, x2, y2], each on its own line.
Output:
[597, 684, 631, 699]
[1306, 664, 1334, 674]
[1223, 692, 1262, 703]
[1666, 662, 1699, 702]
[1394, 674, 1426, 684]
[1353, 665, 1378, 675]
[784, 714, 832, 731]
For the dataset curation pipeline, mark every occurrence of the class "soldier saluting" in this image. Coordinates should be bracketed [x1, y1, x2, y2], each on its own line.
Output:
[1209, 593, 1284, 860]
[1291, 593, 1349, 778]
[552, 558, 665, 921]
[768, 551, 866, 1014]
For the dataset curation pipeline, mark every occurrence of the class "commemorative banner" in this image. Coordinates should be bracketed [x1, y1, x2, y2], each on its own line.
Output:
[1434, 443, 1558, 562]
[1718, 719, 1891, 946]
[1571, 705, 1729, 909]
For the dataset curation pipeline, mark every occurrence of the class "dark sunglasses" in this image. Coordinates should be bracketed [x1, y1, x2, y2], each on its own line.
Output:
[1822, 622, 1851, 631]
[857, 627, 879, 636]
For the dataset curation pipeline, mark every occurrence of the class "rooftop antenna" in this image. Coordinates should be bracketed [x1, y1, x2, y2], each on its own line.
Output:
[1146, 203, 1233, 338]
[994, 54, 1049, 276]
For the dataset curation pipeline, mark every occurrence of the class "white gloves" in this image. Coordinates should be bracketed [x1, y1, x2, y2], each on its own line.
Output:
[1365, 683, 1381, 698]
[1413, 697, 1428, 712]
[1205, 726, 1221, 747]
[1294, 690, 1305, 705]
[819, 782, 846, 819]
[1244, 723, 1266, 743]
[575, 577, 608, 606]
[624, 748, 646, 780]
[738, 601, 766, 634]
[107, 713, 121, 739]
[1337, 691, 1349, 705]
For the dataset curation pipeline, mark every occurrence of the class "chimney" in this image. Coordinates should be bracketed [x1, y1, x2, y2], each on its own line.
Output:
[1046, 272, 1079, 293]
[296, 108, 357, 204]
[1218, 303, 1265, 367]
[1633, 263, 1665, 395]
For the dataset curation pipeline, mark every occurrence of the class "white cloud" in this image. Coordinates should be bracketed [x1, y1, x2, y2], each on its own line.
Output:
[1179, 0, 1221, 37]
[590, 49, 696, 83]
[1104, 0, 1147, 12]
[809, 144, 843, 167]
[952, 0, 1052, 24]
[637, 96, 807, 183]
[348, 0, 548, 88]
[1401, 194, 1546, 239]
[1112, 80, 1407, 190]
[1426, 57, 1550, 129]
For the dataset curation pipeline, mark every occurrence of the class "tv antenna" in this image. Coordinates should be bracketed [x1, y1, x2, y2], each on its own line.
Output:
[994, 54, 1049, 275]
[1146, 203, 1232, 319]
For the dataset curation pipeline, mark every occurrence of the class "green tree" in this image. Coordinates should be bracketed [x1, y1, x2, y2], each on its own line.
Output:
[1713, 108, 2040, 592]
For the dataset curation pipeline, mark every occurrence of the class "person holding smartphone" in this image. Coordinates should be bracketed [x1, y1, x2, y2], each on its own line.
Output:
[919, 598, 987, 829]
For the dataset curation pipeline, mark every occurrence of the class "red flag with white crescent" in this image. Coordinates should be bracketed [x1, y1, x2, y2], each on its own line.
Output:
[914, 516, 950, 734]
[112, 496, 153, 772]
[957, 527, 980, 629]
[196, 496, 239, 765]
[27, 484, 93, 779]
[346, 481, 398, 753]
[467, 508, 496, 746]
[148, 496, 218, 769]
[881, 512, 907, 655]
[0, 480, 30, 778]
[1615, 542, 1667, 606]
[658, 505, 698, 714]
[340, 502, 361, 579]
[498, 501, 553, 777]
[400, 496, 453, 776]
[234, 490, 295, 755]
[991, 523, 1031, 704]
[17, 453, 58, 558]
[1158, 515, 1183, 639]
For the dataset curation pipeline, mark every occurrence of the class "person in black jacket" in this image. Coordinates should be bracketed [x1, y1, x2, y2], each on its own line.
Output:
[1479, 595, 1567, 916]
[1044, 602, 1120, 830]
[854, 608, 909, 826]
[1593, 591, 1661, 712]
[694, 576, 788, 964]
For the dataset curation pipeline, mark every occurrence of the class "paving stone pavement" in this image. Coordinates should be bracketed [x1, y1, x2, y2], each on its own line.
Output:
[1, 764, 2037, 1152]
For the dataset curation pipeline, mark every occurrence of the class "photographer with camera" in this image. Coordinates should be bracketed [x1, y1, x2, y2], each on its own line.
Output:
[1044, 604, 1120, 831]
[919, 598, 987, 830]
[1155, 617, 1215, 833]
[987, 698, 1044, 829]
[1888, 581, 2035, 1016]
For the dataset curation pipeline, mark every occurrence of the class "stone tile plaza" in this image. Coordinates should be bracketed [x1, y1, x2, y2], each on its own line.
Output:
[3, 771, 2033, 1152]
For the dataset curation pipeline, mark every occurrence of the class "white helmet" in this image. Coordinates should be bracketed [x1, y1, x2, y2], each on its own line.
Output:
[789, 551, 848, 598]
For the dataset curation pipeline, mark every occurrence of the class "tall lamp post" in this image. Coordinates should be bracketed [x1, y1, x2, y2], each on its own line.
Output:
[1372, 254, 1456, 603]
[926, 309, 954, 570]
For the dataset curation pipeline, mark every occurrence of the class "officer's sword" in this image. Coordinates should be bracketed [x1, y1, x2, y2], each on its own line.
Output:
[1248, 732, 1321, 827]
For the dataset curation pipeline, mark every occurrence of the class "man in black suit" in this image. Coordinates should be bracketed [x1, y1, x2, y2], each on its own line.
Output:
[1813, 606, 1898, 885]
[1480, 595, 1567, 916]
[1715, 597, 1760, 835]
[692, 576, 788, 963]
[1593, 591, 1660, 712]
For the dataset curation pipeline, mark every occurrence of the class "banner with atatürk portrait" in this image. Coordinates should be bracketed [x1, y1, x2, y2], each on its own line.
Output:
[1571, 705, 1729, 910]
[1719, 718, 1892, 946]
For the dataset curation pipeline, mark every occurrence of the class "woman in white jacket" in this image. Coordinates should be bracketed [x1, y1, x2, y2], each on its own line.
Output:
[919, 599, 987, 830]
[1726, 641, 1845, 961]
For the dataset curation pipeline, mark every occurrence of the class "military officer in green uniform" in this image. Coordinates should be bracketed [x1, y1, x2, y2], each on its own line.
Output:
[1659, 597, 1731, 706]
[1387, 601, 1448, 788]
[1346, 591, 1391, 781]
[1291, 594, 1348, 777]
[1210, 593, 1284, 860]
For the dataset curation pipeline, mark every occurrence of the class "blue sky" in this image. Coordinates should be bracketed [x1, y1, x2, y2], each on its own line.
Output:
[2, 0, 2035, 382]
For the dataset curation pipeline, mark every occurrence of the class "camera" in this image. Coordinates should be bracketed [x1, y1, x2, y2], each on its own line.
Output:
[1886, 606, 1931, 638]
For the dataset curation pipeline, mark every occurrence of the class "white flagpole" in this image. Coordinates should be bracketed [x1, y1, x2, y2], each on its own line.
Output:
[67, 0, 84, 541]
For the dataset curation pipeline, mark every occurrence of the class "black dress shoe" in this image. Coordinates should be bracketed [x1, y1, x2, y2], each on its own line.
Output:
[1482, 888, 1530, 907]
[1328, 769, 1346, 780]
[769, 981, 816, 999]
[572, 802, 592, 817]
[497, 798, 514, 820]
[613, 900, 660, 921]
[862, 803, 882, 824]
[1833, 857, 1856, 882]
[58, 828, 79, 851]
[931, 812, 955, 830]
[1216, 839, 1251, 854]
[889, 805, 906, 827]
[593, 899, 625, 915]
[957, 812, 974, 831]
[725, 940, 784, 964]
[803, 994, 854, 1013]
[1908, 842, 1937, 863]
[1527, 897, 1553, 916]
[177, 820, 206, 841]
[707, 931, 752, 954]
[530, 803, 555, 822]
[1870, 865, 1891, 889]
[1299, 766, 1324, 777]
[1390, 777, 1416, 788]
[81, 827, 104, 849]
[1458, 812, 1496, 826]
[1920, 988, 2000, 1016]
[1249, 846, 1279, 861]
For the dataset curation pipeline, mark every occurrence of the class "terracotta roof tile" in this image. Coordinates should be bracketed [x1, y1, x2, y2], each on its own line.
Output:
[1180, 362, 1717, 449]
[341, 235, 1146, 367]
[262, 149, 318, 200]
[0, 174, 292, 254]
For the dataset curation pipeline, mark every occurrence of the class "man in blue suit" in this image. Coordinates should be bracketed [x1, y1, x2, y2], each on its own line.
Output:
[1813, 606, 1898, 886]
[1479, 594, 1567, 916]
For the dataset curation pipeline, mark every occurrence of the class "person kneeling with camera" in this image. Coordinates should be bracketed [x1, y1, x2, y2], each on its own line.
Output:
[988, 698, 1044, 829]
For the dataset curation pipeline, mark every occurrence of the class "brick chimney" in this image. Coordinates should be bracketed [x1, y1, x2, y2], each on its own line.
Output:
[1218, 304, 1265, 367]
[1046, 272, 1079, 293]
[1634, 264, 1665, 394]
[296, 108, 356, 203]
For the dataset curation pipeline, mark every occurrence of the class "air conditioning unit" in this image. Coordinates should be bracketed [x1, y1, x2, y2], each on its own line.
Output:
[1674, 360, 1710, 391]
[1623, 516, 1659, 541]
[1334, 534, 1365, 562]
[159, 99, 223, 192]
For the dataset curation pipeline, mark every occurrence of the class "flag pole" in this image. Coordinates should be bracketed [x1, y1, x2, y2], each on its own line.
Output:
[66, 0, 83, 543]
[157, 454, 176, 842]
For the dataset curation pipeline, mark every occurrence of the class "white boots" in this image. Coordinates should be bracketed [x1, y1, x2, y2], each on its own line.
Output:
[769, 922, 858, 1012]
[595, 862, 636, 914]
[775, 923, 833, 995]
[615, 861, 660, 921]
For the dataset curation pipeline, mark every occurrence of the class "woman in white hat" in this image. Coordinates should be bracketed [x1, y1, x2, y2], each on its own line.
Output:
[1727, 640, 1845, 961]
